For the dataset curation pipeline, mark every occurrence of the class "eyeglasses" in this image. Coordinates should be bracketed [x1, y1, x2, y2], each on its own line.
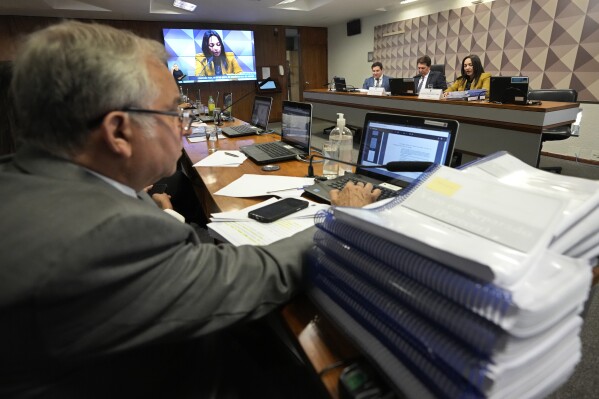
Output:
[208, 42, 221, 48]
[122, 107, 192, 132]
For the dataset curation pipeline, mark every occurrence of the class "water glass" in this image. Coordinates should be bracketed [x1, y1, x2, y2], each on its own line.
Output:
[181, 110, 192, 135]
[322, 142, 339, 177]
[206, 125, 218, 153]
[213, 107, 221, 124]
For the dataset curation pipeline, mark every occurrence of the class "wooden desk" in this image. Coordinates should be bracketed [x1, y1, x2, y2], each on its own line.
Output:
[180, 121, 351, 398]
[304, 89, 579, 166]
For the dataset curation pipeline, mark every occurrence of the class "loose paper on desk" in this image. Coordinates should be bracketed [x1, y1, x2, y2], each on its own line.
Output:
[193, 150, 246, 167]
[215, 174, 316, 198]
[208, 198, 328, 246]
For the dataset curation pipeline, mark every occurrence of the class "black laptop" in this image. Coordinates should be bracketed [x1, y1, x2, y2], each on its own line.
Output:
[221, 96, 273, 137]
[304, 112, 459, 203]
[240, 101, 312, 164]
[334, 77, 358, 92]
[389, 78, 417, 96]
[489, 76, 529, 105]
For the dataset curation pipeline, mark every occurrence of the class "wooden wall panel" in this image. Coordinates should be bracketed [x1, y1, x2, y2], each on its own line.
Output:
[0, 16, 322, 122]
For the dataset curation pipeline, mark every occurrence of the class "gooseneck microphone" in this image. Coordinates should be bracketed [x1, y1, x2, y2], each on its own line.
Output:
[306, 153, 433, 178]
[198, 56, 214, 77]
[216, 78, 273, 126]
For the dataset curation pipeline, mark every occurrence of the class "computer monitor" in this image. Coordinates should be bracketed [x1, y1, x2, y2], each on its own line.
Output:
[490, 76, 529, 105]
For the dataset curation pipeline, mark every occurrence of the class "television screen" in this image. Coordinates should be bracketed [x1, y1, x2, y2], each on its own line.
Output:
[163, 28, 257, 84]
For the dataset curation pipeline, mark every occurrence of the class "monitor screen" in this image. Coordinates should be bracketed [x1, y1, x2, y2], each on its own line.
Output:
[163, 28, 257, 84]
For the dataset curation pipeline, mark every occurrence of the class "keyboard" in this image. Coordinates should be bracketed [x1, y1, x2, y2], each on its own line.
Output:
[327, 176, 400, 200]
[258, 142, 295, 157]
[230, 125, 261, 134]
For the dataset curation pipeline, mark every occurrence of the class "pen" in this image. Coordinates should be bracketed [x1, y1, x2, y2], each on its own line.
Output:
[224, 152, 239, 157]
[266, 186, 308, 194]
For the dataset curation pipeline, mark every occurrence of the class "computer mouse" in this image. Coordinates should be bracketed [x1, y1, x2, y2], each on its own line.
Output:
[261, 165, 280, 171]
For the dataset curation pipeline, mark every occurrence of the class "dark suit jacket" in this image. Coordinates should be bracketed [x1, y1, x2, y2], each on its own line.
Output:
[0, 145, 314, 397]
[362, 75, 391, 91]
[413, 70, 447, 91]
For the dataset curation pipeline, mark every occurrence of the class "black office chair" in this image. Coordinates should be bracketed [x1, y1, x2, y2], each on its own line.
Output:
[430, 64, 445, 76]
[527, 89, 578, 174]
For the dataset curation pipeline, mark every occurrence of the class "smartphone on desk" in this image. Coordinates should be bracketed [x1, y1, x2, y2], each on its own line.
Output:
[248, 198, 309, 223]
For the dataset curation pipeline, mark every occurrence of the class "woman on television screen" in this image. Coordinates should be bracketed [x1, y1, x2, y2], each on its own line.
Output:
[195, 30, 242, 77]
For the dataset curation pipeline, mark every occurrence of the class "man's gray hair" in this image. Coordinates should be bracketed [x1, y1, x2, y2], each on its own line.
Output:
[11, 20, 168, 156]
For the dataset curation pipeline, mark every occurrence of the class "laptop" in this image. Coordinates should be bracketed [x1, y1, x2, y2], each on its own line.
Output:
[489, 76, 529, 105]
[303, 112, 459, 203]
[389, 78, 417, 96]
[240, 101, 312, 164]
[221, 96, 273, 137]
[334, 77, 358, 92]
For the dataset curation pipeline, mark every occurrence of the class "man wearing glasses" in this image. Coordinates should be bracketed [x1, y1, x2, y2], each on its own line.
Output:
[0, 21, 380, 398]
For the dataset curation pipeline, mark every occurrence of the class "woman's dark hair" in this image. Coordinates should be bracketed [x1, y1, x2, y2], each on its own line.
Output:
[459, 54, 485, 85]
[201, 30, 228, 73]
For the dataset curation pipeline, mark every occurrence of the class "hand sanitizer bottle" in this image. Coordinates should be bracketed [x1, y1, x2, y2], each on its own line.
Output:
[329, 113, 353, 176]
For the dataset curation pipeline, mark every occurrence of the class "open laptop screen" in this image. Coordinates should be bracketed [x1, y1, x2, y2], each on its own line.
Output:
[281, 101, 312, 151]
[357, 114, 457, 184]
[250, 96, 272, 130]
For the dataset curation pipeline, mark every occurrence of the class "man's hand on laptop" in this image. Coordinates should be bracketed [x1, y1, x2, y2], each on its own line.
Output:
[330, 181, 382, 207]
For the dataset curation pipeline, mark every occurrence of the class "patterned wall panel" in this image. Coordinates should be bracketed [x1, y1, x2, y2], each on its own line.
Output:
[374, 0, 599, 101]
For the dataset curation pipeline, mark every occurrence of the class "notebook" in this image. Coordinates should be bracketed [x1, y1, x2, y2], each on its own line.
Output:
[221, 96, 272, 137]
[334, 77, 358, 92]
[303, 112, 459, 203]
[489, 76, 529, 105]
[240, 101, 312, 164]
[389, 78, 417, 96]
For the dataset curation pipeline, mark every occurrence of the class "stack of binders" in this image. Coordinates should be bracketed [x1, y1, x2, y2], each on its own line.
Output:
[309, 152, 597, 399]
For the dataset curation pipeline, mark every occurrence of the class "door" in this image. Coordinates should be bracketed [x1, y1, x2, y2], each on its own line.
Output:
[298, 27, 328, 101]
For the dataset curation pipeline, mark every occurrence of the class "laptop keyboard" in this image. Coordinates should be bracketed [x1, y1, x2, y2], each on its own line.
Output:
[327, 176, 400, 200]
[231, 125, 260, 134]
[259, 142, 294, 157]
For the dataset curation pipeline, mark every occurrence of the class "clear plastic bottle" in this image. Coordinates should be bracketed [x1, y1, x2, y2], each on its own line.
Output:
[329, 113, 353, 176]
[208, 95, 215, 116]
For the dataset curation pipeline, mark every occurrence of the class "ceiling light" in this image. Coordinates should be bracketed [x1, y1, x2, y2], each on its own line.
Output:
[173, 0, 197, 12]
[400, 0, 418, 4]
[277, 0, 297, 4]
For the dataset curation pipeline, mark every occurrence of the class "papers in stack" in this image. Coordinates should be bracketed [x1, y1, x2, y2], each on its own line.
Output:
[445, 89, 487, 101]
[308, 151, 595, 398]
[208, 197, 328, 246]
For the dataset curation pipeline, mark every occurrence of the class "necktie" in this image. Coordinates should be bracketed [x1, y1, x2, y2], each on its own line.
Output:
[375, 78, 380, 87]
[417, 77, 424, 93]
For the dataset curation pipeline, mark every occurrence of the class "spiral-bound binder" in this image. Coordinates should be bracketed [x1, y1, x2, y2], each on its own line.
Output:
[313, 229, 504, 355]
[314, 210, 514, 327]
[313, 250, 493, 391]
[313, 274, 482, 399]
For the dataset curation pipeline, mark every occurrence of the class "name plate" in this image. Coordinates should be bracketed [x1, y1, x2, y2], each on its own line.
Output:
[418, 88, 443, 100]
[367, 87, 386, 96]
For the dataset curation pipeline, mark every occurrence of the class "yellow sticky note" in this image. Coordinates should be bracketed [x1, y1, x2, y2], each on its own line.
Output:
[425, 177, 461, 196]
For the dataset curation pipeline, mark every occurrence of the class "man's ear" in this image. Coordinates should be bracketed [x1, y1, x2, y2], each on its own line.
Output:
[100, 111, 134, 158]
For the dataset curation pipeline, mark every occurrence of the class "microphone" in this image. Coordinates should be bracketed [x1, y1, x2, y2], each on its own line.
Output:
[216, 78, 273, 126]
[198, 56, 214, 77]
[306, 153, 432, 178]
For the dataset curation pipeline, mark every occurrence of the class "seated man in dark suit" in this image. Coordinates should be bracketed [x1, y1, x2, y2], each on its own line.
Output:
[413, 55, 447, 93]
[0, 20, 381, 398]
[362, 61, 391, 91]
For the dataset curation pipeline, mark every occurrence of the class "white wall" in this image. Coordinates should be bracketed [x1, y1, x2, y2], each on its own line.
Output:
[327, 0, 599, 163]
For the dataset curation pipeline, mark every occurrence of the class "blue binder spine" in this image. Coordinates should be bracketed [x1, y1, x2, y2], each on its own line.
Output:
[313, 251, 492, 392]
[313, 210, 514, 324]
[313, 273, 484, 399]
[313, 229, 505, 355]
